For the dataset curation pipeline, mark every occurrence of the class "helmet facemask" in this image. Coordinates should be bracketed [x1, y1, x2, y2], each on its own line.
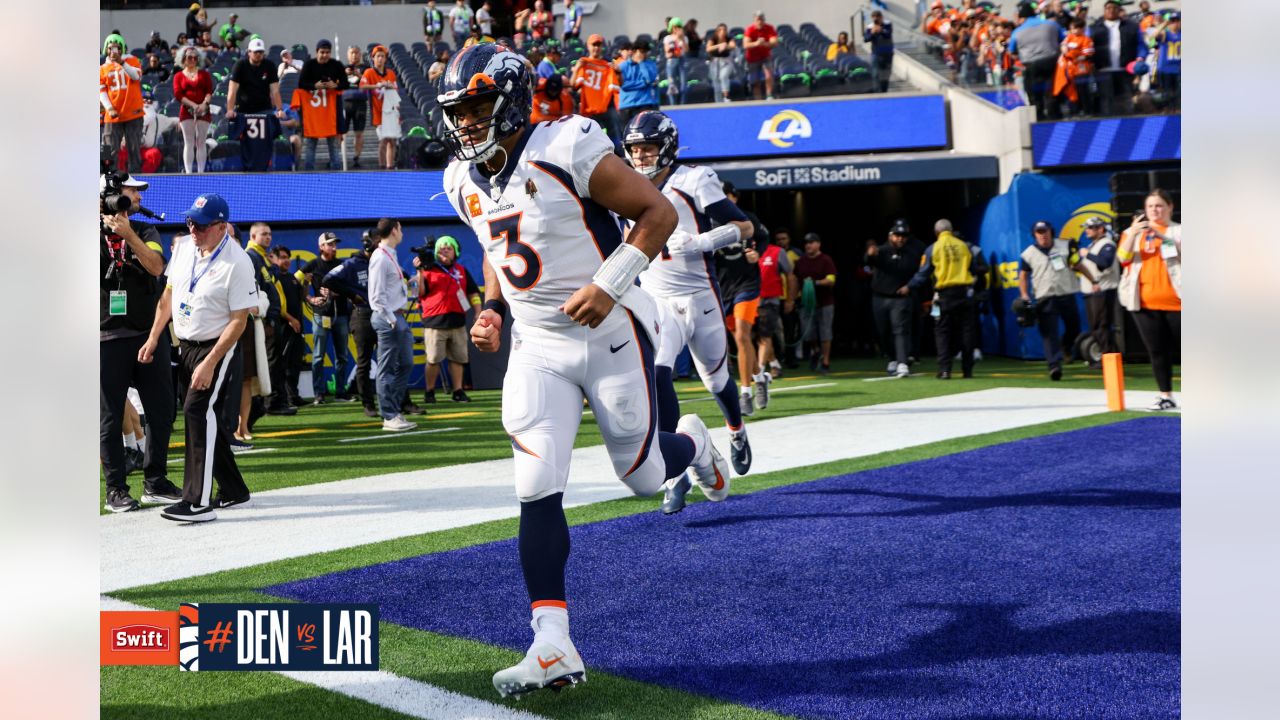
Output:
[441, 90, 510, 164]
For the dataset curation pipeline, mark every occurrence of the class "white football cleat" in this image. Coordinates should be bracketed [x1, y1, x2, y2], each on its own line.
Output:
[677, 414, 730, 502]
[492, 639, 586, 699]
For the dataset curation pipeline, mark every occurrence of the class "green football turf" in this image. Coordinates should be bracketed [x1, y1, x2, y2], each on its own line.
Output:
[103, 400, 1162, 719]
[101, 356, 1178, 513]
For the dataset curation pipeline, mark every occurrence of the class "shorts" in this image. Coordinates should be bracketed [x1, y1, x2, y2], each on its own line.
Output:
[802, 304, 834, 343]
[424, 326, 469, 365]
[723, 291, 759, 333]
[747, 60, 771, 82]
[757, 298, 782, 337]
[343, 96, 367, 132]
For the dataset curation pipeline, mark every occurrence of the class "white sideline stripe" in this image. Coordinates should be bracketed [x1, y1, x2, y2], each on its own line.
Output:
[338, 427, 462, 443]
[863, 373, 926, 382]
[99, 596, 550, 720]
[676, 381, 838, 405]
[168, 448, 277, 463]
[100, 387, 1176, 594]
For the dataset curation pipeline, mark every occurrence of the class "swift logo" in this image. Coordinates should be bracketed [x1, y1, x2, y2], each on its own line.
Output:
[112, 624, 170, 652]
[757, 109, 812, 148]
[537, 653, 565, 669]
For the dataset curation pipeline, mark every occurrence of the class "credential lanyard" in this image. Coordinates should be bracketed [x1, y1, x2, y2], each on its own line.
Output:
[189, 235, 229, 294]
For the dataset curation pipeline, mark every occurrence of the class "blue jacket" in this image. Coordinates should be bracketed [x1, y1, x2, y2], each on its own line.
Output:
[618, 58, 659, 108]
[322, 253, 371, 306]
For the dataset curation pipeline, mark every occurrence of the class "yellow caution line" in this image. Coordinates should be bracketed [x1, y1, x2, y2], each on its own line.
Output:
[254, 429, 325, 439]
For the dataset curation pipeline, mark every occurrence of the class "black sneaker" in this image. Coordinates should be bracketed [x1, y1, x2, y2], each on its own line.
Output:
[334, 393, 357, 403]
[363, 405, 379, 418]
[1049, 365, 1063, 381]
[809, 354, 820, 371]
[213, 492, 252, 509]
[105, 489, 140, 513]
[141, 477, 184, 504]
[936, 370, 952, 380]
[452, 390, 471, 403]
[266, 404, 298, 416]
[819, 363, 830, 375]
[423, 390, 437, 404]
[312, 396, 328, 406]
[161, 501, 217, 523]
[402, 402, 426, 416]
[124, 446, 145, 475]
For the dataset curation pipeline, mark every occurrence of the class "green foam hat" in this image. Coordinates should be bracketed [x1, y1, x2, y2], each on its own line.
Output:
[434, 235, 460, 260]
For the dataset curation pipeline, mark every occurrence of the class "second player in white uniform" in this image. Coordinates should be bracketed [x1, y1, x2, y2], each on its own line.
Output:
[436, 43, 731, 700]
[623, 110, 757, 513]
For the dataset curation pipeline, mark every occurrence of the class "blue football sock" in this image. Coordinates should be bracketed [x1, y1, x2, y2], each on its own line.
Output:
[658, 431, 696, 478]
[713, 379, 744, 431]
[655, 365, 680, 433]
[519, 492, 570, 604]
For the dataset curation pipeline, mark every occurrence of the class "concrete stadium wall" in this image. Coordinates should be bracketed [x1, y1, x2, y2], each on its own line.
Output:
[100, 2, 861, 53]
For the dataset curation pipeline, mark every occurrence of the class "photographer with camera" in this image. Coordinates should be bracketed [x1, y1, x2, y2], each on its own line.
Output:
[100, 173, 183, 512]
[1018, 220, 1095, 381]
[412, 236, 480, 404]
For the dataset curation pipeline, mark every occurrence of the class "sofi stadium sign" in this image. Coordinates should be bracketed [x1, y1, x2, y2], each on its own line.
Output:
[662, 94, 948, 160]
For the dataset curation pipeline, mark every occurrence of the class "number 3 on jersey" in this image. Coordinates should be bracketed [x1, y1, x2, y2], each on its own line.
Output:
[489, 213, 542, 290]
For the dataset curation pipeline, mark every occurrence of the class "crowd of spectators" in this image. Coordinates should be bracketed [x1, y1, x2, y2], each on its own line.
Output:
[920, 0, 1181, 119]
[102, 3, 901, 174]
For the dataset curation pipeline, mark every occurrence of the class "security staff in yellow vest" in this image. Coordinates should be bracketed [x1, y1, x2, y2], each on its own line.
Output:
[908, 219, 988, 379]
[1018, 220, 1096, 380]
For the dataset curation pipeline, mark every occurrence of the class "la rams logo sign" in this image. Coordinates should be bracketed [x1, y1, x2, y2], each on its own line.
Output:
[1062, 201, 1116, 244]
[757, 109, 812, 148]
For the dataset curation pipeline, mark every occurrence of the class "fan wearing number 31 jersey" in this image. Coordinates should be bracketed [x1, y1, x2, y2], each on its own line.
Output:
[437, 42, 731, 701]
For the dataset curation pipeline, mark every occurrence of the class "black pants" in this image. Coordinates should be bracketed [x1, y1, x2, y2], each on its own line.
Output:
[101, 333, 175, 494]
[1095, 70, 1134, 116]
[262, 317, 292, 409]
[934, 288, 975, 374]
[179, 339, 250, 507]
[1130, 309, 1180, 393]
[872, 294, 911, 366]
[1024, 57, 1060, 121]
[277, 322, 304, 403]
[220, 327, 245, 433]
[350, 306, 377, 409]
[1085, 289, 1118, 355]
[1036, 294, 1081, 369]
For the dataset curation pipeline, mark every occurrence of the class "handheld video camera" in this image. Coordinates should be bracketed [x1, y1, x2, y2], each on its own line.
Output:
[100, 171, 134, 216]
[409, 236, 437, 270]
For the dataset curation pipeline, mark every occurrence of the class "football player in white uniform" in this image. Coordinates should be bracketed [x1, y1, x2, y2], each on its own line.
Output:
[437, 43, 731, 700]
[622, 110, 757, 515]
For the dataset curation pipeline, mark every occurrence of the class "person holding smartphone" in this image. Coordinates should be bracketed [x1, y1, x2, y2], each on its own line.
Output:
[1116, 189, 1181, 411]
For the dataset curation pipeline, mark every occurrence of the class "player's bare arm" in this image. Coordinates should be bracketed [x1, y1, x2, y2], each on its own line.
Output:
[472, 255, 505, 352]
[561, 153, 677, 328]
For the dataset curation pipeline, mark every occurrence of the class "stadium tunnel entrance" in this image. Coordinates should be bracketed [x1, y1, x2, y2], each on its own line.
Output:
[706, 152, 1001, 362]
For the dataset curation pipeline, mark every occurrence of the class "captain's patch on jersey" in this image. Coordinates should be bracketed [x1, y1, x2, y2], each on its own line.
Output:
[466, 193, 483, 218]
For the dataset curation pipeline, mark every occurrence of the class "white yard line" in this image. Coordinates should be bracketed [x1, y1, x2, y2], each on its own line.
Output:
[863, 373, 927, 382]
[101, 388, 1174, 594]
[766, 382, 838, 393]
[338, 427, 463, 443]
[101, 596, 550, 720]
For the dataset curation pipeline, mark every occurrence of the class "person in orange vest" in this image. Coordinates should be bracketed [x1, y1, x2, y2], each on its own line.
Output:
[1053, 17, 1095, 117]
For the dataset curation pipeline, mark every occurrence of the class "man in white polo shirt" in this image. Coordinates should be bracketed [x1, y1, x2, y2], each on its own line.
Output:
[139, 193, 257, 523]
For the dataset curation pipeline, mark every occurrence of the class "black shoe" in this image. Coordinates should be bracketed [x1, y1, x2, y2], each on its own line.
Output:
[423, 390, 437, 404]
[962, 370, 974, 379]
[161, 501, 217, 523]
[213, 492, 251, 509]
[936, 370, 952, 379]
[288, 395, 305, 407]
[124, 446, 145, 475]
[105, 489, 140, 513]
[363, 405, 379, 417]
[1087, 361, 1103, 370]
[266, 404, 298, 416]
[334, 393, 357, 403]
[1049, 365, 1063, 381]
[452, 390, 471, 403]
[402, 402, 426, 416]
[819, 363, 830, 376]
[808, 354, 820, 371]
[141, 477, 183, 504]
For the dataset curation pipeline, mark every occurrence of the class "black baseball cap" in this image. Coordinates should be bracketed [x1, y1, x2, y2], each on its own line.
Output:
[317, 38, 333, 50]
[890, 219, 910, 235]
[803, 232, 821, 243]
[1032, 221, 1053, 233]
[1082, 216, 1107, 229]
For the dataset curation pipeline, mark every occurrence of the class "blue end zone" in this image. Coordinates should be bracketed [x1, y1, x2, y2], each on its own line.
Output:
[269, 417, 1180, 719]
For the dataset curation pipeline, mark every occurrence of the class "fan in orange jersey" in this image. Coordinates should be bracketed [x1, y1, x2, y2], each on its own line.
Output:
[570, 34, 621, 147]
[100, 33, 145, 172]
[360, 45, 400, 169]
[1053, 18, 1094, 115]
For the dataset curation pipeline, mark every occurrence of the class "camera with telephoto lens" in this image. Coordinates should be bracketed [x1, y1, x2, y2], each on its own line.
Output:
[100, 171, 134, 217]
[409, 236, 437, 269]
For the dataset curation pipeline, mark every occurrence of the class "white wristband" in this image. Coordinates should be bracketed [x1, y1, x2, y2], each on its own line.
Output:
[592, 242, 651, 301]
[702, 222, 746, 251]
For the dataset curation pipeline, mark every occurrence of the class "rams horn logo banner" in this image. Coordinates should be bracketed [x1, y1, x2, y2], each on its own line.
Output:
[757, 109, 812, 148]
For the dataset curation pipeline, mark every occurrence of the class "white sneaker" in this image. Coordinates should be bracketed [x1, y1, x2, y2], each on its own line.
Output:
[676, 414, 730, 501]
[887, 361, 898, 374]
[1146, 396, 1178, 412]
[973, 348, 983, 362]
[492, 639, 586, 699]
[895, 362, 910, 378]
[754, 371, 772, 409]
[381, 415, 417, 432]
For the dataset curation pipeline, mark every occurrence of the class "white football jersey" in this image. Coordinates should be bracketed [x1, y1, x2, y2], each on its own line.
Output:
[443, 115, 623, 330]
[637, 164, 729, 297]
